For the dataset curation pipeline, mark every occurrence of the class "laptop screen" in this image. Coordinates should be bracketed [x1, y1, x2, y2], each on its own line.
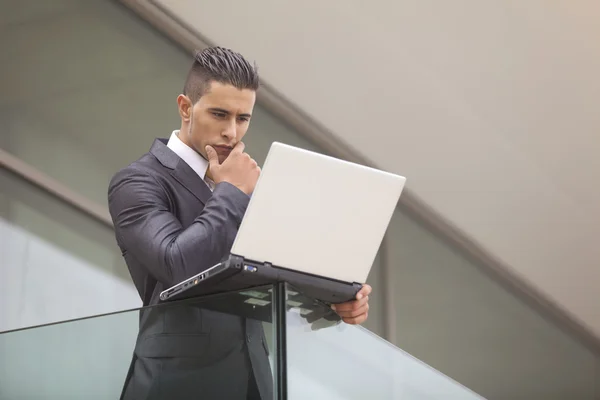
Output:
[231, 142, 406, 284]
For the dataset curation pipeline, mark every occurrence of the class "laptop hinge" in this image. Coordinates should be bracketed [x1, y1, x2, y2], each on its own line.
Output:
[232, 253, 271, 268]
[229, 255, 245, 269]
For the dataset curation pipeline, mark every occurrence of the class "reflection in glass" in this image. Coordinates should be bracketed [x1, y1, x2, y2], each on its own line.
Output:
[284, 283, 483, 400]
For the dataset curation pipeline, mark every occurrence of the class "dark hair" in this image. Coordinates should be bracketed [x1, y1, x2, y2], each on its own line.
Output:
[183, 47, 259, 103]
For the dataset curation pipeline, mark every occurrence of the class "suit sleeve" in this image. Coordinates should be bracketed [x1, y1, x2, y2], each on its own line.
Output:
[108, 166, 250, 288]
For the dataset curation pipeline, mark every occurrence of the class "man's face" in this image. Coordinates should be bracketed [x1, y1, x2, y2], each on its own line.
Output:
[179, 81, 256, 164]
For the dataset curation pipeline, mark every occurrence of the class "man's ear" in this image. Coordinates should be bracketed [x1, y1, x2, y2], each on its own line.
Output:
[176, 94, 193, 122]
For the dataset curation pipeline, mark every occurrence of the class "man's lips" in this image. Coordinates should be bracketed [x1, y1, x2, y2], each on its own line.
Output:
[212, 145, 233, 150]
[212, 145, 233, 156]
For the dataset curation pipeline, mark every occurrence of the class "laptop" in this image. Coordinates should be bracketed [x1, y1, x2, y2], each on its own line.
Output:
[160, 142, 406, 304]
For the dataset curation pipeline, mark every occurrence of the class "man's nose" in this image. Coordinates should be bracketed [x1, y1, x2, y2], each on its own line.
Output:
[221, 120, 236, 140]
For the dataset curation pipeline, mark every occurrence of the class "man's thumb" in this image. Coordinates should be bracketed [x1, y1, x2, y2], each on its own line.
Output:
[205, 145, 219, 165]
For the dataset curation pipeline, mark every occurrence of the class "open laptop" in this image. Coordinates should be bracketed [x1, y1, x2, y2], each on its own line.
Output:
[160, 142, 406, 304]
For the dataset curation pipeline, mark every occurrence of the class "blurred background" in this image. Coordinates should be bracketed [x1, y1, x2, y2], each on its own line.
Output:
[1, 1, 599, 399]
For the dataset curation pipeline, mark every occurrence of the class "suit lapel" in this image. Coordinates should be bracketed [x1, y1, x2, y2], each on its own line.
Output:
[170, 161, 212, 205]
[149, 138, 212, 205]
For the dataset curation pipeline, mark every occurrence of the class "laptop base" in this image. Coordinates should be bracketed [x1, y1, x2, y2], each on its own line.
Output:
[161, 255, 363, 304]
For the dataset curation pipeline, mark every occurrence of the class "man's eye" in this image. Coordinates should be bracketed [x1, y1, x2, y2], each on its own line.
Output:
[212, 112, 226, 118]
[238, 117, 249, 122]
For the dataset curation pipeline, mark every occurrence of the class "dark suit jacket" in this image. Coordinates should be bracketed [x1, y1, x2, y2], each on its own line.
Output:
[108, 138, 272, 400]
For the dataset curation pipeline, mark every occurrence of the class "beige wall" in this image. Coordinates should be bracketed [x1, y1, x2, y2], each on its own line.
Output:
[155, 0, 600, 338]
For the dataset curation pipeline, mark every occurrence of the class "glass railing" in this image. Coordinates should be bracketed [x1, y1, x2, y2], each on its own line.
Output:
[0, 283, 483, 399]
[283, 284, 483, 400]
[0, 285, 278, 400]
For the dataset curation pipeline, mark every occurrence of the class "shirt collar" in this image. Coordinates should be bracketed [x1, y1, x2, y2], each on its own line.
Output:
[166, 130, 209, 180]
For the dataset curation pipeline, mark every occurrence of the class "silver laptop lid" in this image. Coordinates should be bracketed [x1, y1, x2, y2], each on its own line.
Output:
[231, 142, 406, 284]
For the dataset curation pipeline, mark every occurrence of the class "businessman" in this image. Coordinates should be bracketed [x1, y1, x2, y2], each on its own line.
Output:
[108, 47, 371, 399]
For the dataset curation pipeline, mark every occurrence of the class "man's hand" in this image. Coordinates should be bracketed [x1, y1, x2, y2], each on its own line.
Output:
[206, 142, 260, 195]
[331, 284, 371, 325]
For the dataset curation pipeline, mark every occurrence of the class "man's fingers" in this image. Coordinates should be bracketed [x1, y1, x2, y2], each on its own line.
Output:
[332, 296, 368, 313]
[205, 145, 219, 165]
[335, 297, 369, 317]
[328, 287, 371, 325]
[356, 284, 372, 300]
[343, 312, 368, 325]
[231, 141, 246, 154]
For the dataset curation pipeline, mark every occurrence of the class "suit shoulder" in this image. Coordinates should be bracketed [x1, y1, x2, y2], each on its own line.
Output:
[110, 152, 158, 182]
[108, 152, 167, 195]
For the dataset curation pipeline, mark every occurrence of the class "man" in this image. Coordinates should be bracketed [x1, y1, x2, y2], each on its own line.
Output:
[108, 47, 371, 400]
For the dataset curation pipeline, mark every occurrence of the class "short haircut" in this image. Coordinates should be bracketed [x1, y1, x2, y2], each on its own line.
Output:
[183, 46, 259, 103]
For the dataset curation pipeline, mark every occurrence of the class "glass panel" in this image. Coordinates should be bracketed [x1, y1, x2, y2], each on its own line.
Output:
[0, 0, 185, 206]
[0, 0, 322, 208]
[284, 283, 483, 400]
[386, 210, 599, 399]
[0, 168, 140, 332]
[0, 285, 277, 400]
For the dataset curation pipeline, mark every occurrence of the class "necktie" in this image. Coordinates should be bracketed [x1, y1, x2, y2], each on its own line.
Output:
[204, 176, 215, 191]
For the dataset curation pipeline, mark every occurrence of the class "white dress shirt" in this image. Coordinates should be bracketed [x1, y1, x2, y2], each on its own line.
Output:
[167, 130, 215, 191]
